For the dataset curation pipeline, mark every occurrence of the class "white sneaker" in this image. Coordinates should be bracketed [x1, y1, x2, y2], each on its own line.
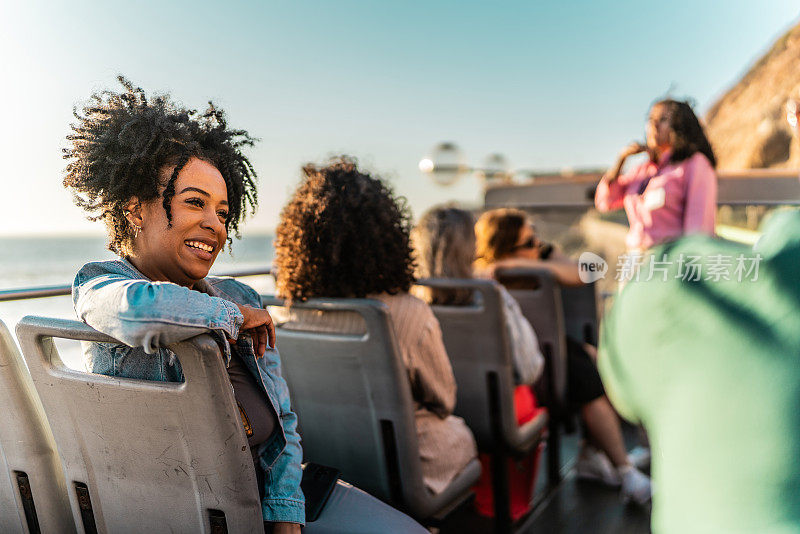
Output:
[627, 446, 651, 471]
[575, 445, 621, 487]
[620, 466, 651, 506]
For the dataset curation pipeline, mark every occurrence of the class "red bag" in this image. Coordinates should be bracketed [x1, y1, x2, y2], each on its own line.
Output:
[472, 385, 546, 520]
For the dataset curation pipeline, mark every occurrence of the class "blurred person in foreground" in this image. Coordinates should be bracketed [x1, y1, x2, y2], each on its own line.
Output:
[595, 99, 718, 254]
[599, 208, 800, 533]
[473, 208, 651, 505]
[273, 157, 478, 498]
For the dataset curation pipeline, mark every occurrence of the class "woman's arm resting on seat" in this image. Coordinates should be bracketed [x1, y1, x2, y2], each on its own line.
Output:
[492, 256, 585, 287]
[73, 270, 244, 353]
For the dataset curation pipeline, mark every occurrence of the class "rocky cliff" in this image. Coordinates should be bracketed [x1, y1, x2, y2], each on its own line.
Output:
[705, 21, 800, 170]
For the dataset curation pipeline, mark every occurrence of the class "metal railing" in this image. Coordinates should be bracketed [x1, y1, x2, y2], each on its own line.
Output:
[4, 168, 796, 304]
[0, 267, 272, 303]
[484, 168, 800, 209]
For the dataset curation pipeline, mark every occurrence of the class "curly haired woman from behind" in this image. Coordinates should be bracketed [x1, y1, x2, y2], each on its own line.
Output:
[64, 78, 422, 534]
[274, 157, 478, 497]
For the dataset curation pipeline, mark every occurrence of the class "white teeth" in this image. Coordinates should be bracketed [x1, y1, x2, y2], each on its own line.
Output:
[186, 241, 213, 253]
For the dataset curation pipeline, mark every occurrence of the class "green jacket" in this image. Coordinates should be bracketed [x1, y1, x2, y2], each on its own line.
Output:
[600, 209, 800, 534]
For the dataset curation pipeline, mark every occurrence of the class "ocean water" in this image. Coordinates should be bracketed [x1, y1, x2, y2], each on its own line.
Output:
[0, 234, 276, 369]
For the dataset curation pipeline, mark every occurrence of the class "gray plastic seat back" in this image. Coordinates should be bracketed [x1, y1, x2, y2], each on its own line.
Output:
[418, 279, 547, 453]
[560, 283, 600, 345]
[15, 316, 261, 534]
[263, 296, 480, 520]
[494, 268, 568, 409]
[0, 320, 74, 534]
[263, 298, 422, 503]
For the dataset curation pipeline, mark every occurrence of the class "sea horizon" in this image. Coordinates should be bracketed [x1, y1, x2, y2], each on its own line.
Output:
[0, 233, 276, 289]
[0, 234, 278, 349]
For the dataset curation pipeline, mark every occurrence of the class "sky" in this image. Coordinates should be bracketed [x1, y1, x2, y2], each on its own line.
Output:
[1, 0, 798, 236]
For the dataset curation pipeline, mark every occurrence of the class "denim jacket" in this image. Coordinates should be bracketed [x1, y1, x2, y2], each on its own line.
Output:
[72, 258, 305, 524]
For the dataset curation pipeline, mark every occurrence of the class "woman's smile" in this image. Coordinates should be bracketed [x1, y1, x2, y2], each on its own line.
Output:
[184, 238, 217, 261]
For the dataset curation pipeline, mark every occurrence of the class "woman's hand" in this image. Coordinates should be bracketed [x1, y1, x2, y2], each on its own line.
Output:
[234, 305, 276, 357]
[603, 142, 647, 183]
[271, 522, 301, 534]
[618, 142, 647, 160]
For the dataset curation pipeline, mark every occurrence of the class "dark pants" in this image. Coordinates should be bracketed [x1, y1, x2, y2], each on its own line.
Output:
[566, 336, 605, 407]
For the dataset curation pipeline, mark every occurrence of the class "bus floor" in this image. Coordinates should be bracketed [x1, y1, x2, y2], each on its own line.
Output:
[439, 423, 651, 534]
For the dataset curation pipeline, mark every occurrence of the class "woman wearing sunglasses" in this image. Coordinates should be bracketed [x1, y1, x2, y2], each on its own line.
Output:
[473, 208, 581, 287]
[473, 208, 651, 506]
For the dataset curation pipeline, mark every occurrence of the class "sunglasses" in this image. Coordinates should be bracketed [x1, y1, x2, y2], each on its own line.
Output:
[513, 236, 538, 251]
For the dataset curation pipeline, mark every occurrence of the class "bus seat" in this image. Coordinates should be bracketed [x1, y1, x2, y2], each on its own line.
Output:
[15, 316, 262, 534]
[494, 267, 569, 486]
[0, 320, 74, 534]
[416, 278, 548, 532]
[262, 296, 482, 522]
[560, 283, 600, 346]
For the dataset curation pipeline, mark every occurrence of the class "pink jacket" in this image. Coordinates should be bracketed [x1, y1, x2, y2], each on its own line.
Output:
[595, 152, 717, 251]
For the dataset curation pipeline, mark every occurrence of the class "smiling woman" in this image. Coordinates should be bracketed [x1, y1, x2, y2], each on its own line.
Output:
[61, 77, 309, 527]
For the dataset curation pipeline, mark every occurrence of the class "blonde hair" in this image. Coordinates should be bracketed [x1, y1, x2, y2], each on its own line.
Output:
[412, 206, 475, 305]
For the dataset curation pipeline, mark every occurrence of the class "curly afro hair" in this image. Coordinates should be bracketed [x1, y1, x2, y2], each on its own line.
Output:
[63, 76, 258, 255]
[274, 157, 416, 302]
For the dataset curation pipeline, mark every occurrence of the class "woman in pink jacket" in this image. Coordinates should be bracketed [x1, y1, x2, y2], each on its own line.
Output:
[595, 99, 717, 253]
